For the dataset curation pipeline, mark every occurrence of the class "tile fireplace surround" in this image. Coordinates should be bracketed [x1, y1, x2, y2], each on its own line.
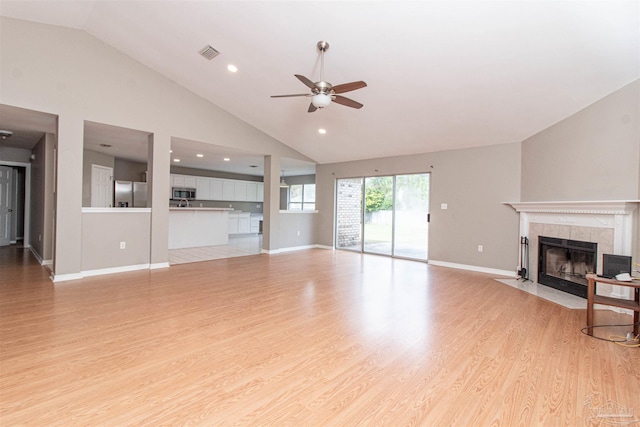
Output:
[506, 201, 639, 304]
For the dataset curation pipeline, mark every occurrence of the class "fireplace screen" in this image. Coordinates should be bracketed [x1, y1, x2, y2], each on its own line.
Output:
[538, 236, 597, 298]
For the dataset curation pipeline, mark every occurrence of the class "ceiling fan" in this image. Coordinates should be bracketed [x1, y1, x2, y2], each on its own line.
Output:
[271, 41, 367, 113]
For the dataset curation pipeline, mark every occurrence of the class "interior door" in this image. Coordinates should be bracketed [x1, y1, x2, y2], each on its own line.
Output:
[0, 165, 13, 246]
[91, 164, 113, 207]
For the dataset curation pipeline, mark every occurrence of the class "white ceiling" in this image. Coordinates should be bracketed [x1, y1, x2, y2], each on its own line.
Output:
[1, 1, 638, 170]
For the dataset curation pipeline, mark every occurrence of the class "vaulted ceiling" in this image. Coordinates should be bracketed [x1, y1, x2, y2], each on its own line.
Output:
[1, 1, 638, 166]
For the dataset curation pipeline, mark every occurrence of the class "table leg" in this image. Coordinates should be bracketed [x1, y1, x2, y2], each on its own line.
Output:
[587, 277, 595, 336]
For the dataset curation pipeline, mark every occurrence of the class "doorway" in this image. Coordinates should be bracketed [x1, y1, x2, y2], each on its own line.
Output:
[335, 173, 430, 261]
[0, 165, 12, 246]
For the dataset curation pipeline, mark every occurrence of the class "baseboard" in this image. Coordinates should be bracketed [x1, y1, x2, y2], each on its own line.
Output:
[314, 245, 334, 250]
[29, 246, 44, 264]
[82, 264, 150, 278]
[51, 262, 168, 282]
[51, 272, 84, 282]
[428, 260, 517, 277]
[150, 262, 170, 270]
[262, 244, 332, 255]
[42, 259, 53, 266]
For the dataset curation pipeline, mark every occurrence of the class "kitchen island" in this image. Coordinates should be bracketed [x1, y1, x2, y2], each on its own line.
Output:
[169, 207, 232, 249]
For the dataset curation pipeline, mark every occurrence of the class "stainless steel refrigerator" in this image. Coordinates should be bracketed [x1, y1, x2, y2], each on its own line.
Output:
[114, 181, 147, 207]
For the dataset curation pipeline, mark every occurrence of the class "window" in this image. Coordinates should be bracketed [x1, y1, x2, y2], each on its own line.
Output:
[288, 184, 316, 210]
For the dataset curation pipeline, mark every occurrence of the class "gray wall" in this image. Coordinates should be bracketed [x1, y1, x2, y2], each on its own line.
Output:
[0, 146, 31, 163]
[28, 133, 56, 262]
[316, 142, 522, 272]
[521, 78, 640, 263]
[170, 166, 263, 182]
[521, 79, 639, 201]
[114, 158, 147, 182]
[1, 17, 312, 276]
[277, 213, 317, 248]
[81, 212, 150, 271]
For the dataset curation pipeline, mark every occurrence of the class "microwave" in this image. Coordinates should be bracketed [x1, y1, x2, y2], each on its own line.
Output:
[172, 187, 196, 200]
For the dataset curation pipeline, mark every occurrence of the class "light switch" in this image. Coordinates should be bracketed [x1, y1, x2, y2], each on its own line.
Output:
[441, 203, 448, 210]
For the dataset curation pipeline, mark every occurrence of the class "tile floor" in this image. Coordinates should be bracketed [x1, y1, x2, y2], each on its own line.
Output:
[495, 278, 587, 309]
[169, 234, 262, 265]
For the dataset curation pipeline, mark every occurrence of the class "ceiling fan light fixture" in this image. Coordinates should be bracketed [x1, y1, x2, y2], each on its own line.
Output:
[311, 93, 331, 109]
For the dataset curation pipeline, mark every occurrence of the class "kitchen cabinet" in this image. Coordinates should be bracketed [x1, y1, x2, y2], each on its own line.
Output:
[238, 216, 250, 233]
[228, 216, 239, 234]
[257, 183, 264, 202]
[250, 214, 262, 234]
[246, 182, 257, 202]
[222, 180, 235, 200]
[234, 182, 247, 201]
[171, 174, 196, 188]
[196, 177, 210, 200]
[210, 178, 223, 200]
[228, 211, 251, 234]
[171, 173, 264, 202]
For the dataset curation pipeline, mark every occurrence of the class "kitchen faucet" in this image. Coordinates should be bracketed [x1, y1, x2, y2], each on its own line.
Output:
[178, 198, 190, 207]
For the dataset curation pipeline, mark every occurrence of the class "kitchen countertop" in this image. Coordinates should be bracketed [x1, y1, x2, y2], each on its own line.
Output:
[169, 207, 233, 211]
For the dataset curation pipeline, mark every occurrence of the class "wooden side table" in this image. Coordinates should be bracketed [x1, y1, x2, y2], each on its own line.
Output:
[585, 273, 640, 336]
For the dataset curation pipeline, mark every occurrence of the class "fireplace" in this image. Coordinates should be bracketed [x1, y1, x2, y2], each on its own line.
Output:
[506, 200, 638, 304]
[538, 236, 596, 298]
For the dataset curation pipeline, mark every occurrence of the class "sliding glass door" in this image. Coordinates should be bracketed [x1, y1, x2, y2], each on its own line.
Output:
[363, 176, 394, 255]
[336, 173, 430, 261]
[394, 174, 430, 260]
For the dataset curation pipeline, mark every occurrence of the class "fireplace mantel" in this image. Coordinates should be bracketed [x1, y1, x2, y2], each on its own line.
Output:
[505, 200, 640, 215]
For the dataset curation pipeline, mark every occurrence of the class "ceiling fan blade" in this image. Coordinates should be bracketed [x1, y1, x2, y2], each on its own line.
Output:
[271, 94, 310, 98]
[295, 74, 316, 89]
[308, 103, 318, 113]
[331, 81, 367, 94]
[333, 95, 363, 109]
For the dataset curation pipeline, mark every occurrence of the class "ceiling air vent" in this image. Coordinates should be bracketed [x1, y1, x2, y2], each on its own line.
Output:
[199, 45, 220, 60]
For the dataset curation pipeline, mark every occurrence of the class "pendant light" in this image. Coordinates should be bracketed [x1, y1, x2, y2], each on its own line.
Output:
[280, 170, 289, 188]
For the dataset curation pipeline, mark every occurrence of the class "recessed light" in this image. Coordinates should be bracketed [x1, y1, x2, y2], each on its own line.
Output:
[223, 157, 231, 162]
[173, 159, 181, 162]
[318, 128, 327, 134]
[227, 64, 238, 73]
[196, 154, 204, 158]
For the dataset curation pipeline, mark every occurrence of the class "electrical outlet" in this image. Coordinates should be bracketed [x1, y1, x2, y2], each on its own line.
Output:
[120, 241, 126, 249]
[297, 230, 301, 236]
[478, 245, 483, 252]
[441, 203, 448, 210]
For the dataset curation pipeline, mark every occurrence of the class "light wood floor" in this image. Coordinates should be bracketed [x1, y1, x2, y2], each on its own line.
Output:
[1, 246, 639, 426]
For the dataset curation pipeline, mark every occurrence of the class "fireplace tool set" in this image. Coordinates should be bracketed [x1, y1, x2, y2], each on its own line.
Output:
[518, 236, 530, 281]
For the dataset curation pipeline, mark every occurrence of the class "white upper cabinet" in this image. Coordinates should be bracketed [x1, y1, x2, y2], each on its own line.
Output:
[246, 182, 257, 202]
[222, 180, 235, 200]
[184, 176, 196, 188]
[210, 178, 223, 200]
[171, 174, 264, 202]
[196, 177, 210, 200]
[171, 174, 185, 187]
[234, 181, 247, 201]
[257, 183, 264, 202]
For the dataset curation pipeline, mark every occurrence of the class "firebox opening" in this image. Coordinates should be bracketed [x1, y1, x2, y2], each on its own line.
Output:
[538, 236, 597, 298]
